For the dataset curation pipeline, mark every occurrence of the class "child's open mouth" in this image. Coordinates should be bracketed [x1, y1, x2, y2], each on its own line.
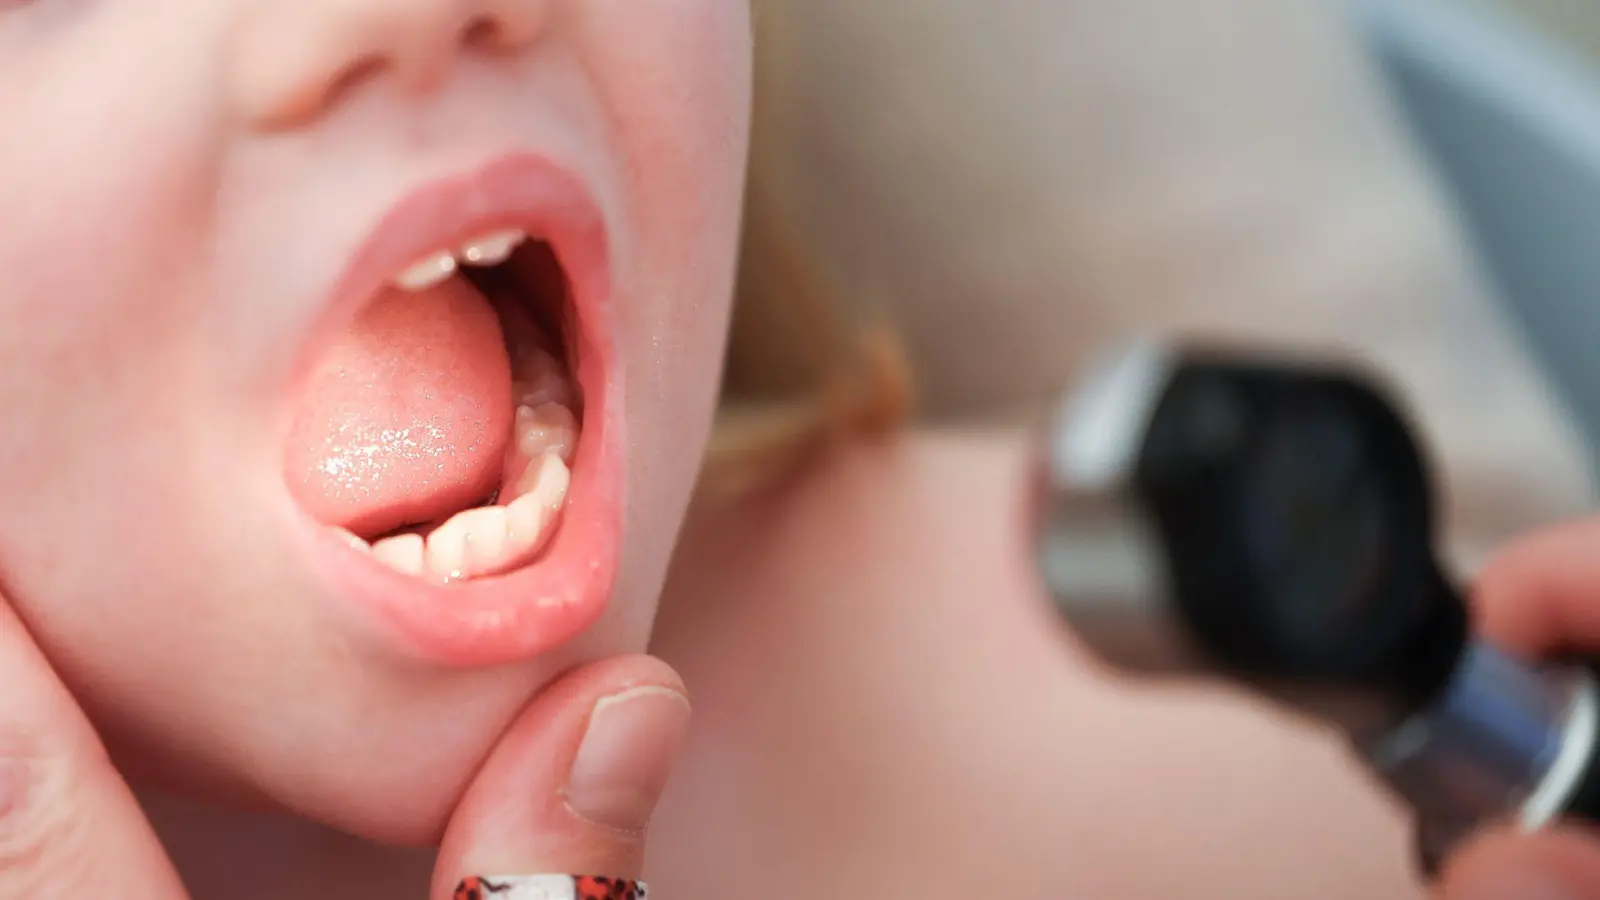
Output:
[287, 234, 580, 583]
[281, 155, 622, 667]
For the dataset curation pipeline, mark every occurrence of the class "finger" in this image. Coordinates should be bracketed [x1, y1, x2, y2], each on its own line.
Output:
[1473, 518, 1600, 656]
[433, 655, 690, 900]
[0, 601, 187, 897]
[1438, 826, 1600, 900]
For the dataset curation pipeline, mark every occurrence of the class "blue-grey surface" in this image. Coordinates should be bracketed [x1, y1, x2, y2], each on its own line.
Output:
[1354, 0, 1600, 473]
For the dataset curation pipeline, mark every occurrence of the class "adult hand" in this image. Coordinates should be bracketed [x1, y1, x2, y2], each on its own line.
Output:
[1436, 519, 1600, 900]
[0, 593, 689, 898]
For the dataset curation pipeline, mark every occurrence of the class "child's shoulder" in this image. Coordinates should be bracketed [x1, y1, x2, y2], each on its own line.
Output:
[659, 428, 1040, 637]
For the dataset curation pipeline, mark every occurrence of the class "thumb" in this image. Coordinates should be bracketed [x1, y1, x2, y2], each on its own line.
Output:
[1472, 516, 1600, 656]
[1439, 827, 1600, 900]
[433, 655, 690, 900]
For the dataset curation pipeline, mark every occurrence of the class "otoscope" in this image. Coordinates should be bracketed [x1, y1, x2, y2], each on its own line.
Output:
[1031, 340, 1600, 872]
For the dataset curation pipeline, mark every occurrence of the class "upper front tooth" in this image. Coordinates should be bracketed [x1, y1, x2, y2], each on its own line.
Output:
[394, 251, 458, 292]
[391, 230, 527, 292]
[459, 230, 526, 267]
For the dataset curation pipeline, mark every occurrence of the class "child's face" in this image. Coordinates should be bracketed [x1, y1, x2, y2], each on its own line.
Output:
[0, 1, 750, 842]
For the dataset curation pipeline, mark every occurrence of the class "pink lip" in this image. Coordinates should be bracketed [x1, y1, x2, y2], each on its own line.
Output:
[293, 153, 622, 668]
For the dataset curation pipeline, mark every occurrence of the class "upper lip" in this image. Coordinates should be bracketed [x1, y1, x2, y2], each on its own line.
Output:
[288, 151, 622, 667]
[327, 152, 608, 337]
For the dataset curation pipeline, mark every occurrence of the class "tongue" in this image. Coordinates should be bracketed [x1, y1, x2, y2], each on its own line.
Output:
[286, 275, 514, 537]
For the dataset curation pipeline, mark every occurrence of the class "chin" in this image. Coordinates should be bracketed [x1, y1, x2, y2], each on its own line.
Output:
[93, 529, 673, 848]
[106, 637, 602, 845]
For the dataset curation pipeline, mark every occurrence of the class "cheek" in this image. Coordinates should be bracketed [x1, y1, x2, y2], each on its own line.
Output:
[579, 1, 752, 628]
[0, 19, 222, 667]
[603, 0, 751, 403]
[0, 16, 218, 368]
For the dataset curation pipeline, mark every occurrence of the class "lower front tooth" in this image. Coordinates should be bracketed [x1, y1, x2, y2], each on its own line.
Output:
[426, 506, 508, 580]
[425, 513, 471, 581]
[420, 456, 570, 582]
[371, 533, 426, 576]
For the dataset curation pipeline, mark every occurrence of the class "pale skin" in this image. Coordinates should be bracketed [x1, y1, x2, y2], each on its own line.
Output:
[649, 432, 1600, 900]
[0, 1, 1598, 899]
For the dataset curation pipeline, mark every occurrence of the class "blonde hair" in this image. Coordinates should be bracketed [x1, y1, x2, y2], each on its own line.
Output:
[699, 13, 913, 501]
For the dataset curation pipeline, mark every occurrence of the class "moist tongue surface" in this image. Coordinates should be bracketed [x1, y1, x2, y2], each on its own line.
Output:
[286, 275, 514, 537]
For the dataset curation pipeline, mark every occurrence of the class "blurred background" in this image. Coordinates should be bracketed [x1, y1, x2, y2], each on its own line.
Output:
[668, 4, 1600, 897]
[1494, 0, 1600, 59]
[752, 0, 1600, 573]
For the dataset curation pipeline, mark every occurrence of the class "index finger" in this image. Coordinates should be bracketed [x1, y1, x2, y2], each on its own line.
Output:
[1473, 516, 1600, 656]
[0, 599, 188, 898]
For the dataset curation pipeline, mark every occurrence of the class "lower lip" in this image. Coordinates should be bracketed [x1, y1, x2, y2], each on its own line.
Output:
[297, 157, 622, 668]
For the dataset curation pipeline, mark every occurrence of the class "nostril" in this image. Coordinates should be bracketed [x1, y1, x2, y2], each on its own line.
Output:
[462, 16, 501, 48]
[467, 0, 547, 52]
[462, 11, 540, 53]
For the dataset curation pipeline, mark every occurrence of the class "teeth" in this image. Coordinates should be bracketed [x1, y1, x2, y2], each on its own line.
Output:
[459, 230, 525, 267]
[338, 528, 371, 552]
[363, 454, 572, 583]
[393, 251, 457, 291]
[507, 453, 572, 552]
[390, 453, 571, 583]
[513, 350, 575, 410]
[516, 402, 579, 465]
[371, 532, 426, 577]
[391, 230, 529, 292]
[426, 506, 509, 581]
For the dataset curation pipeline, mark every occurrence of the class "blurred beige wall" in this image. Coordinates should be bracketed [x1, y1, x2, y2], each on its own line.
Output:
[756, 0, 1596, 555]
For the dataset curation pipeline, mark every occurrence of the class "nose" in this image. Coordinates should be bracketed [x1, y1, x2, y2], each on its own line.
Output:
[231, 0, 546, 129]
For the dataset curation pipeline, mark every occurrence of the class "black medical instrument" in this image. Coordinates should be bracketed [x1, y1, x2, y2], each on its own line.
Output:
[1032, 340, 1600, 871]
